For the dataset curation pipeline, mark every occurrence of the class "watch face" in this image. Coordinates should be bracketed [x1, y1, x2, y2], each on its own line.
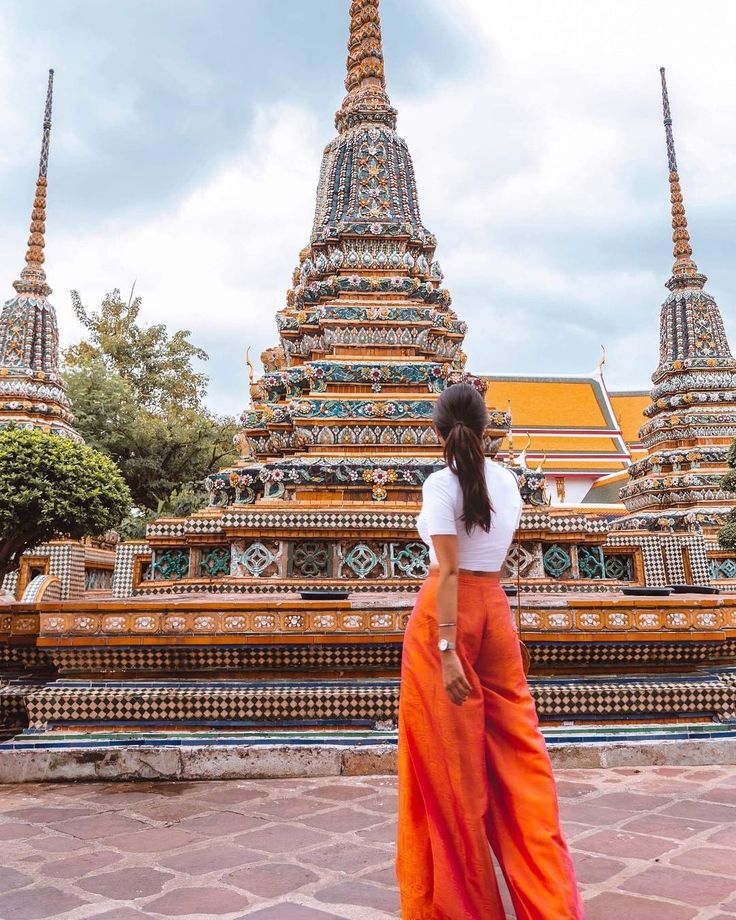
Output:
[438, 638, 449, 652]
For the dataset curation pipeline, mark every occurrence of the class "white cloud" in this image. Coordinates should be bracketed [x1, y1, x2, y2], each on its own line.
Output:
[2, 0, 736, 418]
[397, 0, 736, 390]
[41, 103, 322, 415]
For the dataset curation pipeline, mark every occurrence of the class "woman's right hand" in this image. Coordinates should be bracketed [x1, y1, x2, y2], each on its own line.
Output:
[441, 651, 472, 705]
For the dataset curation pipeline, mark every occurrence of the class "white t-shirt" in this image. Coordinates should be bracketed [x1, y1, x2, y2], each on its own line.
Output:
[416, 460, 522, 570]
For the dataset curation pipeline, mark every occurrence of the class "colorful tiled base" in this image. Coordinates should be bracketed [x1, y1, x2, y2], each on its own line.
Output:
[18, 672, 736, 731]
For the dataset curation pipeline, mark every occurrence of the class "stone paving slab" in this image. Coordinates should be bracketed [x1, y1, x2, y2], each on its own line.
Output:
[1, 766, 736, 918]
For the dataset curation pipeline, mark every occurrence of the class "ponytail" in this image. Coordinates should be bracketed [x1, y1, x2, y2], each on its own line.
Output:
[433, 384, 493, 535]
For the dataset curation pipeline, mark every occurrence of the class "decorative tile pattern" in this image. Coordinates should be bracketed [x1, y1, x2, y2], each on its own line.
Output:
[25, 682, 400, 730]
[20, 669, 736, 730]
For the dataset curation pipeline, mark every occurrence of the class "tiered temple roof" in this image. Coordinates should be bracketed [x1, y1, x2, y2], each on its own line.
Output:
[487, 374, 632, 480]
[615, 69, 736, 531]
[0, 70, 79, 441]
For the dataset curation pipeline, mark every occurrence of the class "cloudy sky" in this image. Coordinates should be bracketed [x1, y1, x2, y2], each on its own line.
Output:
[2, 0, 735, 417]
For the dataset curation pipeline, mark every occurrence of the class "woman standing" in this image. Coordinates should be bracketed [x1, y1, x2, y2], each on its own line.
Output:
[396, 384, 584, 920]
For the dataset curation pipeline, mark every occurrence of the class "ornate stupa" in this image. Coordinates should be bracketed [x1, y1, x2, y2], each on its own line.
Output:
[616, 68, 736, 533]
[221, 0, 508, 495]
[139, 0, 525, 594]
[0, 70, 79, 441]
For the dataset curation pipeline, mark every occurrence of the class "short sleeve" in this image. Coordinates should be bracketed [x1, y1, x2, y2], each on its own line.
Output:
[421, 474, 458, 536]
[506, 469, 523, 529]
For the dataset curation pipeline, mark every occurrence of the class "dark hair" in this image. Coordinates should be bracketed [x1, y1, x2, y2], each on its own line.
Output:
[433, 383, 492, 535]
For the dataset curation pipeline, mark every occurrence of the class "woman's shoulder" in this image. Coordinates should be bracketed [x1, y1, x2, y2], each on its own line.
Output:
[422, 466, 458, 495]
[485, 460, 522, 491]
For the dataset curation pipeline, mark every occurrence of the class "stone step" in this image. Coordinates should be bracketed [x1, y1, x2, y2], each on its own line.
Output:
[19, 671, 736, 731]
[3, 726, 736, 783]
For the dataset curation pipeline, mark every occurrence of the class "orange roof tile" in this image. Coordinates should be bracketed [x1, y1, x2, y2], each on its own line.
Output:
[484, 375, 632, 476]
[485, 376, 618, 430]
[609, 391, 650, 447]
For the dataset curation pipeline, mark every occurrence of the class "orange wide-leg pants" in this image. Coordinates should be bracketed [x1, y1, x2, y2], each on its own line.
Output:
[397, 572, 584, 920]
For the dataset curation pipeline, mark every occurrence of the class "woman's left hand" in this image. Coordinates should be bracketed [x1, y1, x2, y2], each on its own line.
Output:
[441, 651, 472, 705]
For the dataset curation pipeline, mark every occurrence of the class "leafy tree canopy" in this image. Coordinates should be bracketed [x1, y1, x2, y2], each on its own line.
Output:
[0, 428, 131, 581]
[67, 288, 208, 411]
[62, 289, 238, 525]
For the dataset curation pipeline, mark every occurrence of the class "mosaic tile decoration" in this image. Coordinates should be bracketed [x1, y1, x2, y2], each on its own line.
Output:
[529, 639, 736, 668]
[0, 683, 40, 739]
[607, 531, 712, 587]
[25, 681, 399, 730]
[22, 671, 736, 730]
[0, 646, 51, 671]
[21, 574, 61, 603]
[39, 606, 409, 637]
[48, 643, 402, 676]
[112, 542, 150, 598]
[45, 638, 736, 678]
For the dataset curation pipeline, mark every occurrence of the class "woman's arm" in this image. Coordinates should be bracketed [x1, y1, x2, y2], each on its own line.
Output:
[432, 534, 471, 706]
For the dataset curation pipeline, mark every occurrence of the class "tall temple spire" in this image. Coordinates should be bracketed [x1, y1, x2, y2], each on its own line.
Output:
[13, 69, 54, 299]
[0, 70, 80, 440]
[336, 0, 397, 132]
[235, 0, 505, 503]
[659, 67, 701, 288]
[615, 68, 736, 536]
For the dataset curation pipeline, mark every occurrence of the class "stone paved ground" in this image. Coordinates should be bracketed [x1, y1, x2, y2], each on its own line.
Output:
[1, 765, 736, 919]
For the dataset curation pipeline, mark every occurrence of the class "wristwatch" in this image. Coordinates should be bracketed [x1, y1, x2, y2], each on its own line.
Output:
[437, 638, 456, 652]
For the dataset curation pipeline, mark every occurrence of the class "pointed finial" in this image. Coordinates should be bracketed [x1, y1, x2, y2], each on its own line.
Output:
[14, 69, 54, 298]
[336, 0, 396, 132]
[39, 69, 54, 178]
[517, 433, 532, 469]
[345, 0, 386, 95]
[659, 67, 700, 285]
[505, 400, 515, 461]
[245, 346, 256, 400]
[597, 344, 606, 376]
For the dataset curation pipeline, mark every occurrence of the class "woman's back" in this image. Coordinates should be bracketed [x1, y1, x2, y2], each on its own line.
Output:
[417, 459, 522, 571]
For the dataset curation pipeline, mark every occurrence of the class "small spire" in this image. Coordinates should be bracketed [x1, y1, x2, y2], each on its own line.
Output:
[336, 0, 396, 132]
[345, 0, 386, 95]
[597, 344, 607, 377]
[14, 69, 54, 298]
[659, 67, 700, 285]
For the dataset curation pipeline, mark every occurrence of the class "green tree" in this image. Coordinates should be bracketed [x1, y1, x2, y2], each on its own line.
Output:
[67, 288, 208, 411]
[0, 428, 131, 581]
[718, 440, 736, 549]
[63, 289, 238, 519]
